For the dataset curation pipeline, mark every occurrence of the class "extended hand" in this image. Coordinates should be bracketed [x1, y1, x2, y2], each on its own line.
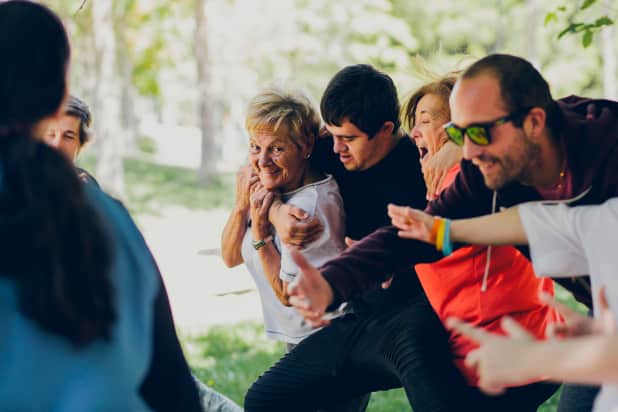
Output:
[387, 203, 434, 242]
[542, 287, 616, 338]
[447, 316, 538, 395]
[287, 250, 334, 327]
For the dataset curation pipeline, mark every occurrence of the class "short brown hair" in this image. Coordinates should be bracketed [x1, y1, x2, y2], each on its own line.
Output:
[245, 88, 320, 150]
[401, 75, 457, 132]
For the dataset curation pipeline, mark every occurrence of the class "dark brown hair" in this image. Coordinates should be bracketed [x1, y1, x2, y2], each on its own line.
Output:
[0, 0, 115, 346]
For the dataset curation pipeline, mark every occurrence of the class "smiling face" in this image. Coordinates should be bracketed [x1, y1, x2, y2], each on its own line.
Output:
[249, 128, 310, 192]
[44, 113, 82, 162]
[411, 93, 449, 160]
[451, 74, 539, 190]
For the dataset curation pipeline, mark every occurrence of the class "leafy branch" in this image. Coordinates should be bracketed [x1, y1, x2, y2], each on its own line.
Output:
[545, 0, 614, 47]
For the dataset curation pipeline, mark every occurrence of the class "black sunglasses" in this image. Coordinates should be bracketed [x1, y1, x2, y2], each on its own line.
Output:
[443, 108, 531, 146]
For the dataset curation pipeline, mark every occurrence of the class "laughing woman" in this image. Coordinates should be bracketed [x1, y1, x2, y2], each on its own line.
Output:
[221, 89, 345, 346]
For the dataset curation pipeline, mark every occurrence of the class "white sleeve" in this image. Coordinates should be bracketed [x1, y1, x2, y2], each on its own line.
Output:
[518, 202, 591, 278]
[279, 189, 319, 284]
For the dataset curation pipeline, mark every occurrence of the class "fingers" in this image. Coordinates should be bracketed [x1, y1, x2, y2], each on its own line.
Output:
[539, 292, 578, 320]
[599, 285, 609, 311]
[344, 236, 357, 248]
[381, 276, 394, 289]
[501, 316, 533, 340]
[259, 192, 274, 216]
[290, 249, 313, 274]
[446, 317, 492, 344]
[287, 218, 323, 246]
[287, 204, 309, 221]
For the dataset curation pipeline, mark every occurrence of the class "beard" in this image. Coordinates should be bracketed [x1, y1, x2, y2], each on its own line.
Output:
[481, 132, 541, 190]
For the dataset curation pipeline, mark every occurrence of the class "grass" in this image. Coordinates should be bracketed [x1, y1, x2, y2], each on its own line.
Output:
[76, 155, 235, 216]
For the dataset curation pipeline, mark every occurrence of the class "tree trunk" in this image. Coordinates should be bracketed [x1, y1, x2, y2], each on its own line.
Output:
[92, 0, 125, 198]
[195, 0, 217, 185]
[526, 0, 539, 68]
[116, 14, 139, 155]
[602, 0, 617, 99]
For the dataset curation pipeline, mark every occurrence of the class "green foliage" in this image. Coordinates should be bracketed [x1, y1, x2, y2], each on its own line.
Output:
[122, 157, 234, 215]
[136, 136, 157, 155]
[546, 0, 614, 48]
[76, 155, 235, 215]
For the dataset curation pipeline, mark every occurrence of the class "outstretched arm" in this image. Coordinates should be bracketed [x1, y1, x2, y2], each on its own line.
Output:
[388, 204, 528, 247]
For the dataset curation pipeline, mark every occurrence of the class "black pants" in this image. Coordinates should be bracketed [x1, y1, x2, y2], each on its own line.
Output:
[244, 293, 558, 412]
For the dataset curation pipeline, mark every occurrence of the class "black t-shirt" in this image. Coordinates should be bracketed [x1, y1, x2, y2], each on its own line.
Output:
[311, 135, 428, 312]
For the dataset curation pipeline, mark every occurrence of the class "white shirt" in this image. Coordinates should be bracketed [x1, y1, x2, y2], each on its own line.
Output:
[519, 198, 618, 412]
[241, 175, 346, 343]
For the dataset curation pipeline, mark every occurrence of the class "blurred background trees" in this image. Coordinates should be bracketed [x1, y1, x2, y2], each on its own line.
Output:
[42, 0, 617, 196]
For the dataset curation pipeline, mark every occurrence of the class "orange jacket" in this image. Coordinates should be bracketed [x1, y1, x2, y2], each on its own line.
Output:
[415, 164, 562, 385]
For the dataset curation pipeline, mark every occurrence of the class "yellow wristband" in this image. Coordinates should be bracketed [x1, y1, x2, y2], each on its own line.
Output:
[435, 219, 446, 251]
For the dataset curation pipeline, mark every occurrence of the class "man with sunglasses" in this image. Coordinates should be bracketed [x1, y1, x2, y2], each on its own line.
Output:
[288, 54, 618, 412]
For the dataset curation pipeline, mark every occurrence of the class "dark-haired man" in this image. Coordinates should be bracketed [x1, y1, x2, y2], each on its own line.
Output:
[289, 54, 618, 412]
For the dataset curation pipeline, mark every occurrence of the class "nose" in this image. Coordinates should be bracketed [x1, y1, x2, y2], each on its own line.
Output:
[333, 138, 346, 154]
[46, 133, 61, 148]
[411, 125, 421, 142]
[258, 150, 271, 167]
[462, 136, 483, 160]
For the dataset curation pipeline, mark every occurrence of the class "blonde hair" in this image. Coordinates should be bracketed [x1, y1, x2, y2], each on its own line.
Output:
[245, 88, 320, 149]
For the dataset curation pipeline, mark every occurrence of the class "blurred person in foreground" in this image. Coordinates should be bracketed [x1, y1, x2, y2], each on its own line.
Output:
[0, 1, 202, 410]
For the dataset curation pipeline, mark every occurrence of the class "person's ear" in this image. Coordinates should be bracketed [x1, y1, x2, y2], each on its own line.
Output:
[379, 121, 395, 138]
[524, 107, 546, 141]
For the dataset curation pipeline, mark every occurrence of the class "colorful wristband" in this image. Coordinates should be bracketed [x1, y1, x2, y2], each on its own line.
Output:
[429, 217, 441, 245]
[435, 219, 446, 251]
[442, 219, 453, 256]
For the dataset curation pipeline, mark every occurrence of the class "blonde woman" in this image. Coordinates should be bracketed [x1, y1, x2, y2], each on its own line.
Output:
[222, 89, 345, 346]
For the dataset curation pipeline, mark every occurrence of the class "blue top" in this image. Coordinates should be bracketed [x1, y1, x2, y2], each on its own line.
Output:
[0, 184, 159, 412]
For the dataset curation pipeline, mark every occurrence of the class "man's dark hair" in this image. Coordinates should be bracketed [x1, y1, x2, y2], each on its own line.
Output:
[64, 95, 93, 146]
[462, 54, 562, 134]
[320, 64, 400, 138]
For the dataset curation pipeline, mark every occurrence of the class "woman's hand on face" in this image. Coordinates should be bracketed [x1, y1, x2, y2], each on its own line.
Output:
[387, 203, 434, 243]
[421, 142, 462, 200]
[250, 182, 275, 239]
[236, 165, 259, 212]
